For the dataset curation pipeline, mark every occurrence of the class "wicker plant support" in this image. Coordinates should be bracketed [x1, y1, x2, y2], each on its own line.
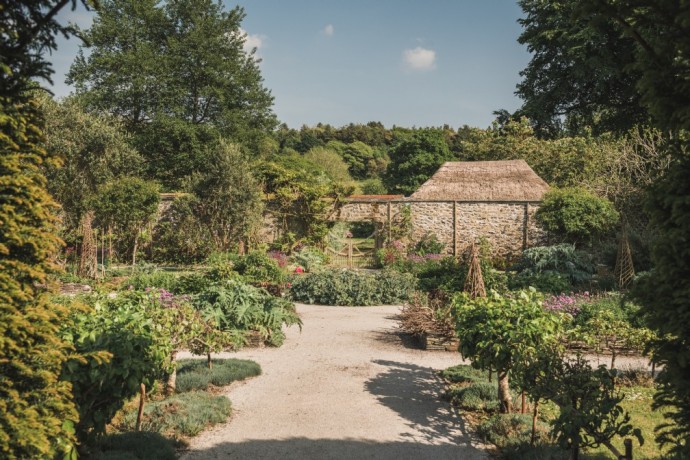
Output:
[78, 212, 99, 279]
[464, 243, 486, 298]
[614, 225, 635, 289]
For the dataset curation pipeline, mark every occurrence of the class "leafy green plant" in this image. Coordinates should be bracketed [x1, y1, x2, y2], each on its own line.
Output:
[454, 290, 561, 413]
[289, 269, 416, 306]
[121, 270, 179, 292]
[535, 187, 619, 244]
[412, 232, 445, 256]
[508, 272, 572, 295]
[174, 272, 213, 295]
[291, 247, 326, 273]
[522, 353, 643, 459]
[60, 293, 175, 442]
[175, 359, 261, 393]
[194, 281, 301, 346]
[509, 244, 594, 290]
[231, 251, 286, 284]
[92, 177, 160, 265]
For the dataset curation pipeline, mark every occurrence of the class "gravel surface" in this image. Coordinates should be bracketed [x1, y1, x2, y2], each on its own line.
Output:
[179, 304, 488, 460]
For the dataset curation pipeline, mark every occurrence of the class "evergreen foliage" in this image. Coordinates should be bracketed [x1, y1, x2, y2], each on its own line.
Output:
[1, 1, 93, 456]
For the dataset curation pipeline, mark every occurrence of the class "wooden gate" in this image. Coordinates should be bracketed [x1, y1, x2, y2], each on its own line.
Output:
[326, 241, 377, 268]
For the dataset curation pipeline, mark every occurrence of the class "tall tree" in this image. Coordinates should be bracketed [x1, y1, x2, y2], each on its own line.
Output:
[1, 1, 93, 457]
[383, 130, 453, 195]
[68, 0, 276, 189]
[41, 95, 143, 230]
[192, 141, 263, 252]
[516, 0, 647, 137]
[566, 0, 690, 454]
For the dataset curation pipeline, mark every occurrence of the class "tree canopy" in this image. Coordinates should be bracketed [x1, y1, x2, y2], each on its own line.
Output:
[68, 0, 276, 189]
[383, 130, 454, 195]
[516, 0, 647, 137]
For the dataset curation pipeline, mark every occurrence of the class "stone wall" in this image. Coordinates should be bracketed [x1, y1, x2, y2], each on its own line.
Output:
[330, 199, 546, 262]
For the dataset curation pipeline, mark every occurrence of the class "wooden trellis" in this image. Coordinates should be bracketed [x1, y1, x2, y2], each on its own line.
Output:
[614, 223, 635, 289]
[464, 243, 486, 298]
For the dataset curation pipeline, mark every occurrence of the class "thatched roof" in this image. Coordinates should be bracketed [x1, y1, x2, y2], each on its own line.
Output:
[347, 194, 404, 201]
[409, 160, 549, 202]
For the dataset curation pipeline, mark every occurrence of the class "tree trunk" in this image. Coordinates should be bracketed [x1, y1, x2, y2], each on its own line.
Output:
[611, 348, 617, 370]
[571, 445, 579, 460]
[531, 400, 539, 446]
[521, 390, 526, 414]
[165, 352, 177, 395]
[488, 369, 492, 383]
[136, 383, 146, 431]
[132, 234, 138, 266]
[651, 360, 656, 378]
[498, 370, 511, 413]
[207, 353, 213, 370]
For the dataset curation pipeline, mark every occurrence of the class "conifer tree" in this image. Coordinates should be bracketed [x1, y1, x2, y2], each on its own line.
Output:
[1, 1, 92, 457]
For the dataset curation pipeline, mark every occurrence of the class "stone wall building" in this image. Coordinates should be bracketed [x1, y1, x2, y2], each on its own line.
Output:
[331, 160, 550, 261]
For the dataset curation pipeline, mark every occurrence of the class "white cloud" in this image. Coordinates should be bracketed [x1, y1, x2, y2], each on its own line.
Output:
[403, 46, 436, 71]
[322, 24, 334, 37]
[239, 28, 265, 55]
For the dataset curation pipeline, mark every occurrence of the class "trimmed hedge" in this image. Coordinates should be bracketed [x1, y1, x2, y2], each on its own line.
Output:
[289, 269, 416, 306]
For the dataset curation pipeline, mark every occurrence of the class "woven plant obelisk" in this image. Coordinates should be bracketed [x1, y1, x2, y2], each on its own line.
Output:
[614, 224, 635, 289]
[464, 243, 486, 298]
[78, 211, 99, 279]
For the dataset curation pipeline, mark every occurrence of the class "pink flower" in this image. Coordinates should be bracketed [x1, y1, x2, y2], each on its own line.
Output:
[294, 266, 304, 274]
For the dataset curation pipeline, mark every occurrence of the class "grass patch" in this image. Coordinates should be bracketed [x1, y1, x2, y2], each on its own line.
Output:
[176, 358, 261, 393]
[116, 391, 232, 440]
[90, 432, 176, 460]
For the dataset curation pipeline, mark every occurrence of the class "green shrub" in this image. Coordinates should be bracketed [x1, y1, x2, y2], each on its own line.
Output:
[122, 270, 179, 291]
[174, 272, 213, 294]
[151, 194, 213, 264]
[289, 269, 416, 306]
[440, 364, 490, 385]
[508, 272, 572, 295]
[415, 256, 507, 294]
[412, 232, 445, 256]
[175, 359, 261, 393]
[476, 414, 535, 448]
[194, 281, 301, 346]
[291, 247, 326, 273]
[92, 432, 176, 460]
[535, 187, 619, 244]
[509, 244, 594, 289]
[117, 391, 231, 438]
[61, 292, 175, 442]
[232, 251, 285, 284]
[447, 382, 499, 411]
[573, 292, 643, 329]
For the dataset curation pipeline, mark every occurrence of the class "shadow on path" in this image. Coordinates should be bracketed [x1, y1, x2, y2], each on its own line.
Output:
[181, 437, 484, 460]
[365, 359, 471, 445]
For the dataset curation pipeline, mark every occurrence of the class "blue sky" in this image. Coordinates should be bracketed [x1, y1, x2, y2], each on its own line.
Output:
[50, 1, 530, 129]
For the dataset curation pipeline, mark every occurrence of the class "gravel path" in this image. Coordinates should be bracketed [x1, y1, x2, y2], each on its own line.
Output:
[179, 304, 488, 460]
